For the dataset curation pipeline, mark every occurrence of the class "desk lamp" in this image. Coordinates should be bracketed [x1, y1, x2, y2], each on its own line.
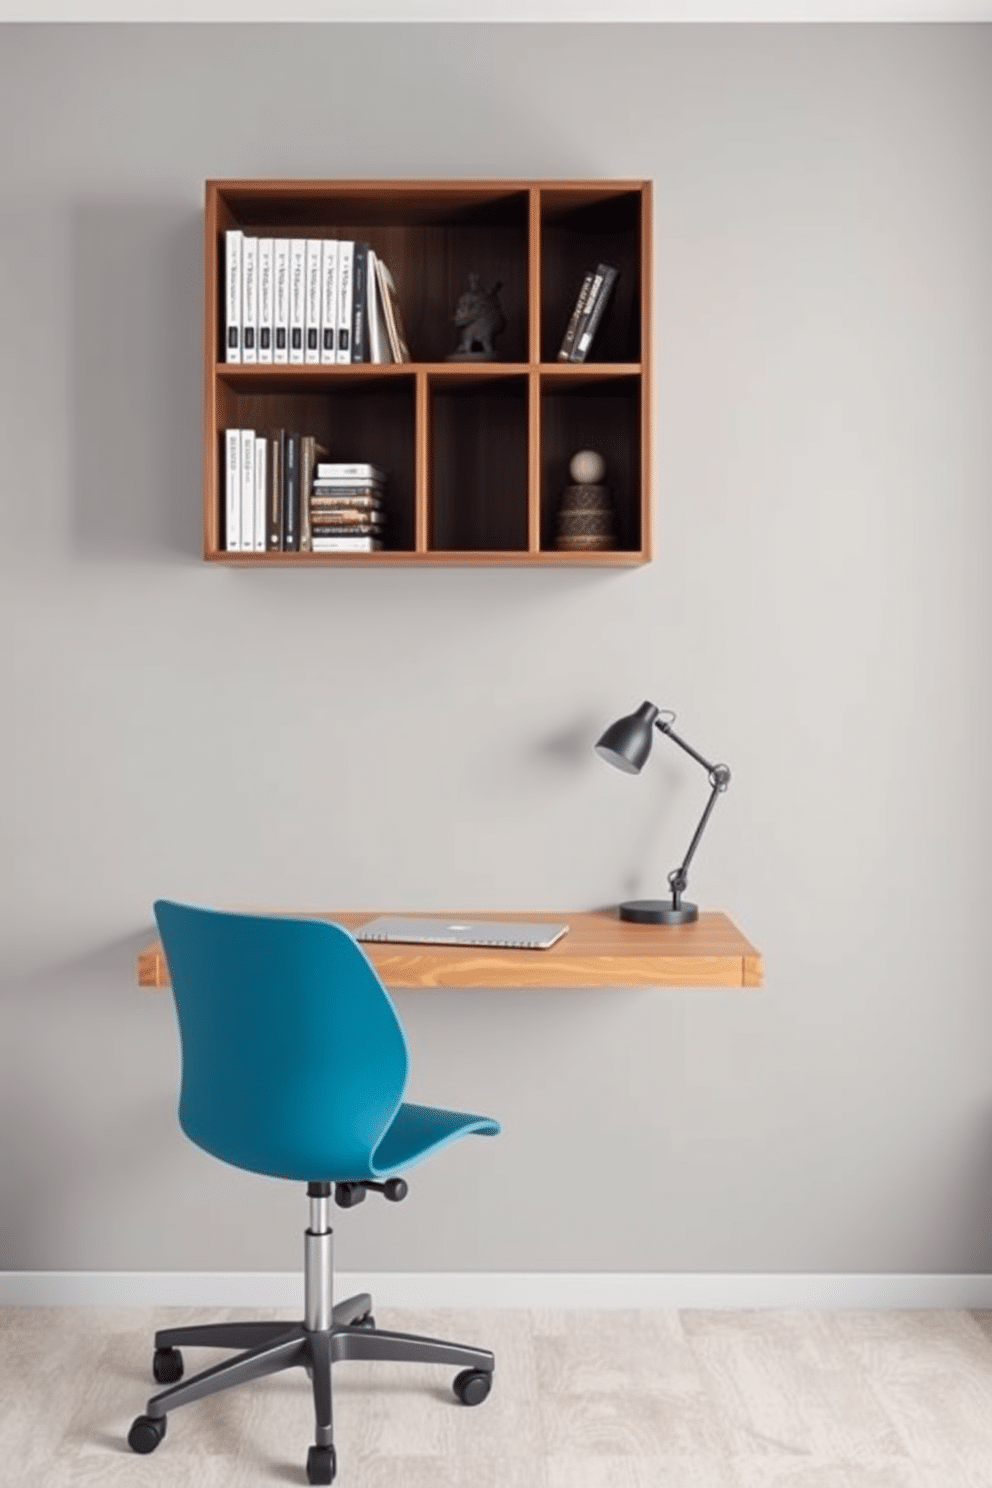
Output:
[595, 701, 731, 924]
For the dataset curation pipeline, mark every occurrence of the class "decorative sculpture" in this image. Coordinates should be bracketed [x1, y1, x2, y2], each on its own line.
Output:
[447, 274, 507, 361]
[555, 449, 618, 552]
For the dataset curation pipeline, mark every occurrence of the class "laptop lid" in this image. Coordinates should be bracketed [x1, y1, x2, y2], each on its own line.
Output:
[354, 916, 569, 951]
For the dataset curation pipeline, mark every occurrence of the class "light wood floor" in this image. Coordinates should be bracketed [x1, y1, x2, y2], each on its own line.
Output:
[4, 1305, 992, 1486]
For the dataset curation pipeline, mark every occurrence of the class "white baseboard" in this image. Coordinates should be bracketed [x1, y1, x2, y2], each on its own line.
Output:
[4, 1271, 992, 1310]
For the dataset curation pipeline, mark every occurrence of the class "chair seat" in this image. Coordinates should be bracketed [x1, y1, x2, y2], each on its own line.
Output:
[371, 1101, 501, 1177]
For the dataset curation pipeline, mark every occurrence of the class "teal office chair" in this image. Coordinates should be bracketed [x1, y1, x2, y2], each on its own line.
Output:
[127, 900, 500, 1486]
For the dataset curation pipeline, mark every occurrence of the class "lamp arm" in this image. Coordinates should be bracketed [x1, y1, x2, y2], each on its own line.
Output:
[654, 716, 718, 774]
[654, 718, 731, 912]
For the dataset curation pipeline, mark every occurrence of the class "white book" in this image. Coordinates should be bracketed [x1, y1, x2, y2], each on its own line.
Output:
[240, 429, 256, 553]
[315, 462, 387, 482]
[320, 240, 339, 364]
[365, 249, 394, 364]
[254, 435, 267, 551]
[305, 239, 323, 365]
[311, 536, 383, 552]
[273, 238, 290, 364]
[241, 236, 258, 364]
[289, 238, 306, 364]
[224, 230, 242, 363]
[336, 240, 354, 364]
[257, 238, 274, 363]
[225, 428, 241, 550]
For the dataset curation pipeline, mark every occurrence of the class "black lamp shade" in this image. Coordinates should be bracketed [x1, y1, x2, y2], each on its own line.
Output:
[594, 701, 660, 775]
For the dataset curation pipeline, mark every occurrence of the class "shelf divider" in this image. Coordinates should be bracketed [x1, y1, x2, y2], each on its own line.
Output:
[528, 371, 541, 553]
[414, 369, 430, 554]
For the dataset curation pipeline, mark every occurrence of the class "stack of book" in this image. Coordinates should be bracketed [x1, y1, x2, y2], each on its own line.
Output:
[224, 428, 329, 552]
[310, 463, 387, 553]
[557, 262, 619, 363]
[224, 231, 411, 367]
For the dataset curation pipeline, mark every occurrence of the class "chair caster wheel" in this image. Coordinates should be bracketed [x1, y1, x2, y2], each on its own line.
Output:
[352, 1312, 376, 1330]
[453, 1368, 492, 1406]
[307, 1443, 336, 1484]
[128, 1414, 167, 1454]
[152, 1346, 184, 1383]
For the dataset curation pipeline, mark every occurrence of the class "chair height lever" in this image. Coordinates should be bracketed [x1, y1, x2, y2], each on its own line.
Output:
[334, 1178, 408, 1208]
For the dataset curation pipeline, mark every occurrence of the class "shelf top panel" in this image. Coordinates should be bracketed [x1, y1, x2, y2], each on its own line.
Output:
[209, 178, 652, 230]
[138, 909, 761, 990]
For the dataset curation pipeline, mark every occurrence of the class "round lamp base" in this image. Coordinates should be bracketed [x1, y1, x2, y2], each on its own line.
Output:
[619, 899, 699, 925]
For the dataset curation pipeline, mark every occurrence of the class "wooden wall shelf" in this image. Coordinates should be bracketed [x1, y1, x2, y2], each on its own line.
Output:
[205, 178, 652, 566]
[137, 910, 762, 991]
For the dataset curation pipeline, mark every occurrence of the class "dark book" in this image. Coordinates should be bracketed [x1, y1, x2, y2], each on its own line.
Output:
[569, 263, 619, 363]
[567, 265, 606, 361]
[557, 271, 594, 361]
[351, 241, 370, 363]
[281, 430, 301, 551]
[267, 431, 283, 551]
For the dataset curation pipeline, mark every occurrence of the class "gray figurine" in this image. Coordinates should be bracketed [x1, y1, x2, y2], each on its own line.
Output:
[447, 274, 506, 361]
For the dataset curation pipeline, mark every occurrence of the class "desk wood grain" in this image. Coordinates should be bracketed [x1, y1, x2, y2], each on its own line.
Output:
[137, 909, 762, 990]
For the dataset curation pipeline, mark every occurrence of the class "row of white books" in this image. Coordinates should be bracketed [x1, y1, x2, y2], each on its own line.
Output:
[224, 231, 411, 366]
[224, 428, 268, 552]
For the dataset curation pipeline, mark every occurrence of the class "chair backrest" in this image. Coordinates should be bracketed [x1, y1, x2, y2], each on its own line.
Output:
[153, 900, 409, 1183]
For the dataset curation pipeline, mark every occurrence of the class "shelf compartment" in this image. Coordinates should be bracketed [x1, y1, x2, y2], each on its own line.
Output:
[211, 182, 530, 368]
[539, 373, 644, 555]
[210, 371, 416, 557]
[540, 187, 646, 366]
[429, 374, 529, 553]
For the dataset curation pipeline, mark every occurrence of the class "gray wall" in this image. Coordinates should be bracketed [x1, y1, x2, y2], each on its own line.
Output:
[2, 22, 991, 1276]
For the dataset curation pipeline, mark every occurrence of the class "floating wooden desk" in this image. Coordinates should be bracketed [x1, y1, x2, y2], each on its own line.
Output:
[137, 909, 762, 990]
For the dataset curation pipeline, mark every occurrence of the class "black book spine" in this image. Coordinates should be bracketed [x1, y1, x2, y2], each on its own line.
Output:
[557, 271, 593, 361]
[267, 431, 283, 551]
[282, 431, 301, 551]
[351, 241, 370, 363]
[570, 263, 618, 363]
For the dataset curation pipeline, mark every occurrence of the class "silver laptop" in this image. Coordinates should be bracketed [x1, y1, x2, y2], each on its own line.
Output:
[354, 915, 569, 951]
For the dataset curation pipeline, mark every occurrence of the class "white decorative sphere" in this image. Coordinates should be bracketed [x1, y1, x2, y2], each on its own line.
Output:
[569, 449, 606, 484]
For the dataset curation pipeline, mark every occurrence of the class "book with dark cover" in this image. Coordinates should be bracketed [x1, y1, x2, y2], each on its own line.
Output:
[281, 430, 301, 551]
[569, 263, 619, 363]
[351, 241, 371, 363]
[566, 265, 605, 361]
[557, 270, 593, 361]
[267, 432, 283, 551]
